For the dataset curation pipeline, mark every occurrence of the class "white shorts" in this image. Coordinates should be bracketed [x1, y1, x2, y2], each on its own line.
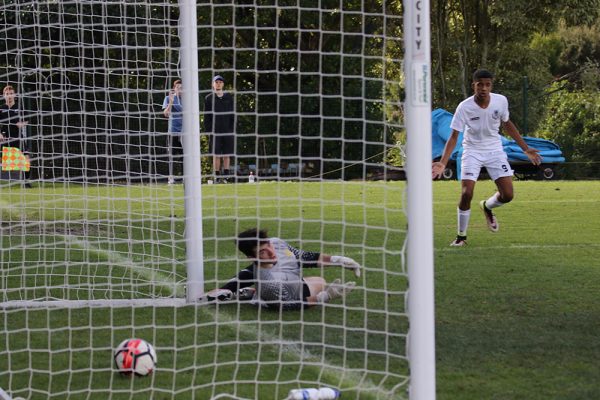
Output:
[461, 150, 513, 181]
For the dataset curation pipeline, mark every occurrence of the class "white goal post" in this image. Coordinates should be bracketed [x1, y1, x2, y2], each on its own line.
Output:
[0, 1, 434, 399]
[404, 1, 436, 399]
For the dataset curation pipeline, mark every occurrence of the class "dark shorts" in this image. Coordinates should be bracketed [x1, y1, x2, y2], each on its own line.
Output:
[211, 135, 234, 155]
[302, 281, 311, 300]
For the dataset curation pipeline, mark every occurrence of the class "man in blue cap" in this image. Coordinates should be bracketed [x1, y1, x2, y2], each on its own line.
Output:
[204, 75, 235, 183]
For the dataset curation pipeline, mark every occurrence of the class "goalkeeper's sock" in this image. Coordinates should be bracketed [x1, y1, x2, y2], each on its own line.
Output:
[325, 279, 355, 301]
[316, 291, 330, 303]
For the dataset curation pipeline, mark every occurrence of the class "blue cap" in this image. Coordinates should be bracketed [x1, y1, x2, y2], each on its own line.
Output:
[213, 75, 224, 82]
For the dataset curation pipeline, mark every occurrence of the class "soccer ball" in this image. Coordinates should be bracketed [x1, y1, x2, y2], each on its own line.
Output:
[114, 338, 157, 376]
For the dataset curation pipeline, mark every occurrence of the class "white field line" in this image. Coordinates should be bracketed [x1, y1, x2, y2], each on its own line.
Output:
[0, 198, 183, 298]
[62, 235, 184, 296]
[435, 243, 600, 252]
[434, 198, 600, 205]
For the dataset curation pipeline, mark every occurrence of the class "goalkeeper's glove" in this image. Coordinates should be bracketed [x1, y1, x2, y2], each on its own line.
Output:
[330, 255, 361, 278]
[206, 288, 234, 302]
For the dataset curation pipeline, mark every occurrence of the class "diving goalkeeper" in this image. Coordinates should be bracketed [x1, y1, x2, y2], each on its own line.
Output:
[205, 228, 360, 310]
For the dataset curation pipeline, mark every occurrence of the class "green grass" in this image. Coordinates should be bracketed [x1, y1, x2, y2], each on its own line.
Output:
[0, 181, 407, 400]
[1, 180, 599, 399]
[434, 180, 600, 400]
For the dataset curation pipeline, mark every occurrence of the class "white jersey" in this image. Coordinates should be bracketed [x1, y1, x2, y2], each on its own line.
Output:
[450, 93, 509, 154]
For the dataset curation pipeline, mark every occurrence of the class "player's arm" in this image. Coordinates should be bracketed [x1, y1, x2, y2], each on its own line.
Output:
[318, 254, 361, 278]
[287, 242, 361, 277]
[203, 96, 213, 133]
[162, 95, 173, 117]
[502, 120, 542, 166]
[205, 264, 256, 301]
[432, 129, 459, 179]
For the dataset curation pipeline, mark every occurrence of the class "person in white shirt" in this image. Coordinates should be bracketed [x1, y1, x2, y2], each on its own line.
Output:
[432, 69, 542, 246]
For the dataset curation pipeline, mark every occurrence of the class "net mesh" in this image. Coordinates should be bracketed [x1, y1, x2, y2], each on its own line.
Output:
[0, 1, 408, 399]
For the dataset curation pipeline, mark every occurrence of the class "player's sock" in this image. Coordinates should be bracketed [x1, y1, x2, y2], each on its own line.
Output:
[316, 291, 330, 303]
[325, 279, 355, 300]
[457, 208, 470, 236]
[484, 193, 504, 209]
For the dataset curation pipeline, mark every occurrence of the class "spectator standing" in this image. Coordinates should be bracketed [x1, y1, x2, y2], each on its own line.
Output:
[0, 85, 31, 188]
[162, 79, 184, 184]
[204, 75, 235, 183]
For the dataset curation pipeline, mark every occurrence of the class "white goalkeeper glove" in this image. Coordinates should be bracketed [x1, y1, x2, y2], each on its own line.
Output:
[330, 255, 361, 278]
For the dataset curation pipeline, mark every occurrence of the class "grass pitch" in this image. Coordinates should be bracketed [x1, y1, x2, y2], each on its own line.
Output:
[434, 180, 600, 400]
[1, 179, 599, 399]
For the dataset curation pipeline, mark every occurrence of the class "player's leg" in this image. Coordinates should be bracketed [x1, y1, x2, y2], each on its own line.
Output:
[167, 135, 175, 184]
[451, 153, 482, 246]
[173, 136, 184, 183]
[480, 152, 514, 232]
[213, 136, 223, 181]
[221, 135, 234, 181]
[304, 276, 326, 303]
[310, 277, 356, 305]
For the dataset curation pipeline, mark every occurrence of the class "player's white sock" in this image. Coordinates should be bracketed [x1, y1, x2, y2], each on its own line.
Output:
[316, 291, 330, 303]
[457, 208, 470, 236]
[485, 193, 504, 209]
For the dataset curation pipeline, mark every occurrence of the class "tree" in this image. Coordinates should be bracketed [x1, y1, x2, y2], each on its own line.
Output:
[536, 80, 600, 178]
[430, 0, 600, 124]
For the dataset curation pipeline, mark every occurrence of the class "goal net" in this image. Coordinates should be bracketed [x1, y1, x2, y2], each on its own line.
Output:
[0, 1, 434, 399]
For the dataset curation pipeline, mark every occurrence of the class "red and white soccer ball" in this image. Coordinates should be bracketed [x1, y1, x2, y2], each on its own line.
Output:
[114, 338, 157, 376]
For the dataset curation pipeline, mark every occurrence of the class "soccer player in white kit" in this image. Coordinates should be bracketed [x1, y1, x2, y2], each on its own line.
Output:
[432, 69, 542, 246]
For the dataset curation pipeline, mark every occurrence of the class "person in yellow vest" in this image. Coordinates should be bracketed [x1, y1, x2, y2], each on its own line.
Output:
[0, 85, 31, 187]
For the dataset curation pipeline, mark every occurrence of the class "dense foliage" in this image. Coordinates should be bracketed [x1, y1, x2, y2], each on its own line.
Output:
[429, 1, 600, 177]
[1, 1, 599, 179]
[537, 82, 600, 178]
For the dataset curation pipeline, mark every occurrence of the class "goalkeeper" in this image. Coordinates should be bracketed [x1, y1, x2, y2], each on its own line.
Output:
[206, 228, 360, 310]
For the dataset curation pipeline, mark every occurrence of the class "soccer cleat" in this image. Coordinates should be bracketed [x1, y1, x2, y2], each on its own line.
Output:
[450, 235, 467, 247]
[325, 278, 356, 300]
[479, 200, 499, 232]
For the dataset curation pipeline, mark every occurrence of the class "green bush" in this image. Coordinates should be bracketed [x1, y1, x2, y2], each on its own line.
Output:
[536, 81, 600, 178]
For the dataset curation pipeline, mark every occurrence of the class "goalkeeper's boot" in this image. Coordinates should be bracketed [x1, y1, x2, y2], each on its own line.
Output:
[480, 200, 499, 232]
[450, 235, 467, 247]
[326, 279, 356, 300]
